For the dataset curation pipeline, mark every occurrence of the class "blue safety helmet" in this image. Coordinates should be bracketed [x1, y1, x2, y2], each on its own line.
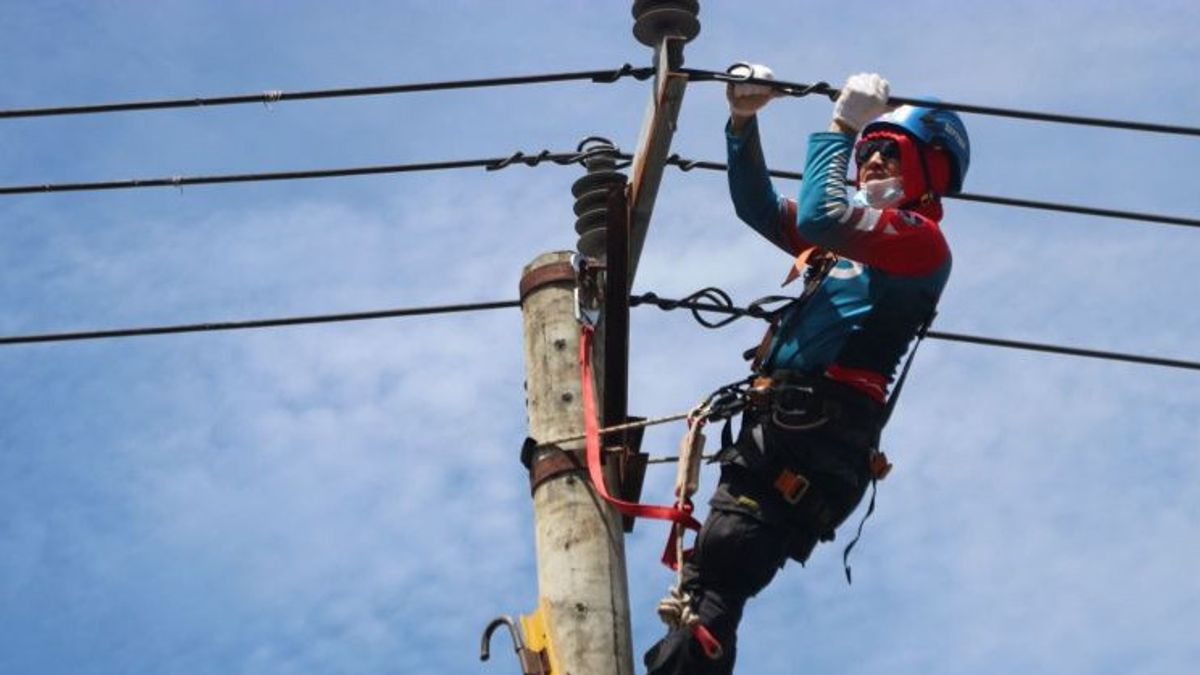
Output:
[861, 102, 970, 195]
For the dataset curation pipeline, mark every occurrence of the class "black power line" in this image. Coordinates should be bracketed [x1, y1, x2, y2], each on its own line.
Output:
[0, 149, 603, 195]
[682, 68, 1200, 137]
[629, 292, 1200, 372]
[651, 153, 1200, 229]
[8, 63, 1195, 139]
[0, 300, 520, 345]
[1, 145, 1196, 232]
[2, 294, 1197, 374]
[925, 330, 1200, 371]
[0, 65, 653, 120]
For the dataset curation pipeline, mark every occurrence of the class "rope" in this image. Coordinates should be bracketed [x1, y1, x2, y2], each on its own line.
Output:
[538, 411, 692, 448]
[653, 405, 726, 661]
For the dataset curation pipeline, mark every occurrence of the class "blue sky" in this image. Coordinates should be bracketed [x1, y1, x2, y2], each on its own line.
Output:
[1, 1, 1198, 674]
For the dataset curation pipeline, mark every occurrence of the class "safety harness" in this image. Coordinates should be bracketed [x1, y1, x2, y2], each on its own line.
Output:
[739, 244, 937, 582]
[573, 244, 935, 659]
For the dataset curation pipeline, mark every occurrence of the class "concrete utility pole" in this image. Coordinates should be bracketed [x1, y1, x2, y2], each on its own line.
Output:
[484, 4, 701, 674]
[518, 248, 633, 675]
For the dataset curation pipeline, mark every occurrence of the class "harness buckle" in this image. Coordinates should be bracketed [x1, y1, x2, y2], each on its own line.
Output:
[869, 449, 893, 480]
[773, 468, 810, 505]
[770, 383, 828, 430]
[747, 375, 773, 409]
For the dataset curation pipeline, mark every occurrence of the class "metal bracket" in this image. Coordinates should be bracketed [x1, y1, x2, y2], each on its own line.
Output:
[626, 35, 688, 284]
[527, 445, 586, 496]
[610, 420, 647, 532]
[518, 261, 577, 304]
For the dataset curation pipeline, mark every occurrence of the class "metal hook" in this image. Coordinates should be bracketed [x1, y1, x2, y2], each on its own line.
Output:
[479, 615, 524, 662]
[725, 61, 754, 80]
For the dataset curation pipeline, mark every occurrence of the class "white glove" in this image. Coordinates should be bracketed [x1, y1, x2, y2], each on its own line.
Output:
[832, 72, 891, 132]
[726, 63, 778, 117]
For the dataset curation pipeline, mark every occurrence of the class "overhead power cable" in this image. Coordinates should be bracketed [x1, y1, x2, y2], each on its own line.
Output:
[920, 330, 1200, 371]
[646, 153, 1200, 229]
[2, 294, 1197, 374]
[1, 146, 1195, 232]
[7, 63, 1194, 139]
[0, 300, 520, 345]
[681, 68, 1200, 138]
[0, 148, 609, 195]
[0, 65, 653, 120]
[629, 292, 1200, 372]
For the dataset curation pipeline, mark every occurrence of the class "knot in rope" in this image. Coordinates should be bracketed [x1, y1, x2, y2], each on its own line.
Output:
[656, 585, 724, 660]
[656, 586, 699, 629]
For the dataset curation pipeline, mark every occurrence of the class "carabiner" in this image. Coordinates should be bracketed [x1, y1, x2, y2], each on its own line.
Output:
[571, 253, 602, 327]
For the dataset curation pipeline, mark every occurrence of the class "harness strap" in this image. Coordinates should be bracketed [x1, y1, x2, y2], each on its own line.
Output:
[841, 479, 877, 584]
[578, 324, 703, 569]
[781, 245, 825, 287]
[582, 325, 730, 660]
[882, 309, 937, 425]
[750, 249, 839, 372]
[832, 312, 935, 583]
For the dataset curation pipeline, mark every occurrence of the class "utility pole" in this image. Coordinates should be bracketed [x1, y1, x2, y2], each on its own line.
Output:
[517, 244, 633, 675]
[482, 4, 700, 674]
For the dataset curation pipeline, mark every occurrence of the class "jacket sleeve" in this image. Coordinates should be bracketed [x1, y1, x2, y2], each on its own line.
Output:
[726, 117, 811, 255]
[794, 132, 950, 276]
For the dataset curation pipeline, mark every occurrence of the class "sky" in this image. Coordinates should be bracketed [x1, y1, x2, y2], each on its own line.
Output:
[1, 1, 1198, 674]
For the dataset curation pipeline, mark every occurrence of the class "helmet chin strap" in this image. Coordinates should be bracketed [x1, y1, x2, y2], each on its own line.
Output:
[900, 143, 937, 209]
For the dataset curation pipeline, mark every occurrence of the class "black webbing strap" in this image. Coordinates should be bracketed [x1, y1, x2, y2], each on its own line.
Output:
[881, 310, 937, 426]
[752, 252, 839, 371]
[841, 309, 937, 583]
[842, 479, 876, 584]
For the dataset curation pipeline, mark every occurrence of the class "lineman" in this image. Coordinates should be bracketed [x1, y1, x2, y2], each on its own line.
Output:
[643, 69, 970, 674]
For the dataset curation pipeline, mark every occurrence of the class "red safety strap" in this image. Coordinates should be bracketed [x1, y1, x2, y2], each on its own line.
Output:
[693, 623, 724, 660]
[582, 325, 727, 659]
[578, 324, 702, 569]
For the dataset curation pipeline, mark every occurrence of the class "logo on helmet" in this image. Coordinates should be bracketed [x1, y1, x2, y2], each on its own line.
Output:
[938, 119, 967, 153]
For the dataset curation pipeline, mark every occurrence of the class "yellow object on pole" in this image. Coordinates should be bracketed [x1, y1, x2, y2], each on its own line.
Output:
[520, 601, 561, 675]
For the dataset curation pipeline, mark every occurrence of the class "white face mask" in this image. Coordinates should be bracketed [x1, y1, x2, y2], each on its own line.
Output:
[852, 177, 905, 209]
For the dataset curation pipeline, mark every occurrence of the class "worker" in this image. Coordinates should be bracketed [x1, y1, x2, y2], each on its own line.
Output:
[643, 68, 970, 674]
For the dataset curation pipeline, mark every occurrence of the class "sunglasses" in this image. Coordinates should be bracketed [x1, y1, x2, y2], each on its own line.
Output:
[855, 137, 901, 164]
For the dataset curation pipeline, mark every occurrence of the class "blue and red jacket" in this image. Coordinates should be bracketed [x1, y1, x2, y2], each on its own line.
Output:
[727, 118, 951, 402]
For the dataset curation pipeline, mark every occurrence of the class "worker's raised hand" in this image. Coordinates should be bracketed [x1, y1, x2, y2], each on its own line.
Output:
[726, 62, 779, 119]
[833, 72, 891, 133]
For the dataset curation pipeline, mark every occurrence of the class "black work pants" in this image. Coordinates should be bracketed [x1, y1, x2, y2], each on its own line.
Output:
[642, 481, 793, 674]
[643, 414, 871, 674]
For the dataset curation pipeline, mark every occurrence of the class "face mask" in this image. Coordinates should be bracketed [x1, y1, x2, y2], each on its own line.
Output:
[852, 177, 904, 209]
